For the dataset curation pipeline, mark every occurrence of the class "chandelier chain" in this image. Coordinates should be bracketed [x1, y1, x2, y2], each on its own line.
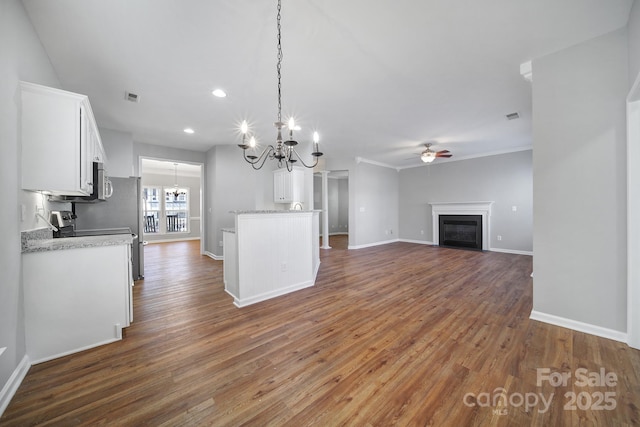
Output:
[276, 0, 282, 123]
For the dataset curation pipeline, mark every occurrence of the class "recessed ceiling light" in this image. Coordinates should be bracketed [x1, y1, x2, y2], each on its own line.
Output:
[184, 128, 195, 134]
[212, 89, 227, 98]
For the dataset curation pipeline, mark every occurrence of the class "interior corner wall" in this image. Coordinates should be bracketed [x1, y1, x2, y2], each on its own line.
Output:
[398, 150, 533, 252]
[0, 0, 61, 410]
[532, 28, 628, 333]
[353, 162, 399, 247]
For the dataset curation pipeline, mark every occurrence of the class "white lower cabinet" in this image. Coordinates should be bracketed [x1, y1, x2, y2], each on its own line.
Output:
[23, 244, 132, 364]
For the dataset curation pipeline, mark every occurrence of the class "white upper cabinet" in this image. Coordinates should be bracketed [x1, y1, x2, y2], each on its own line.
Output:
[274, 167, 304, 203]
[20, 82, 105, 196]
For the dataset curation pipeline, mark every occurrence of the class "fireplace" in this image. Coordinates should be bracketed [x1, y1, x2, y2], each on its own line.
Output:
[439, 215, 482, 250]
[430, 202, 493, 251]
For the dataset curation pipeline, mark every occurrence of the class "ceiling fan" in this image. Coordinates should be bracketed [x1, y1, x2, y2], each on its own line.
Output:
[420, 143, 452, 163]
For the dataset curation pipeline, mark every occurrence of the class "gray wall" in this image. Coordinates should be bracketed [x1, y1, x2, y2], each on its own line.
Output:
[399, 150, 533, 252]
[0, 0, 61, 402]
[141, 172, 202, 241]
[630, 0, 640, 86]
[532, 28, 628, 332]
[100, 128, 134, 178]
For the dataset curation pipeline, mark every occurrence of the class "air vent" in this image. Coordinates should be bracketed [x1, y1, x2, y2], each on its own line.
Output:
[125, 92, 140, 103]
[505, 112, 520, 120]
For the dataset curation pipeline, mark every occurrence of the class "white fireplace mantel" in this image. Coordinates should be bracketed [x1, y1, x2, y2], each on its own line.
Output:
[430, 202, 494, 250]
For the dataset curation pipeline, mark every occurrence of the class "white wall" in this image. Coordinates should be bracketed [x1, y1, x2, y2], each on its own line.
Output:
[398, 150, 533, 253]
[0, 0, 61, 408]
[532, 28, 628, 333]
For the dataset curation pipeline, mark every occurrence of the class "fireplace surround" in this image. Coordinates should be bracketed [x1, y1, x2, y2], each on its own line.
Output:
[430, 202, 493, 251]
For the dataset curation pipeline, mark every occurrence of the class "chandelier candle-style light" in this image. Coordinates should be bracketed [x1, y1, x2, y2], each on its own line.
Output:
[238, 0, 323, 171]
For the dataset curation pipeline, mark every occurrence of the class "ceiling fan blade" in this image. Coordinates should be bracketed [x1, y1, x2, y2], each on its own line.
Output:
[436, 153, 452, 158]
[437, 149, 450, 154]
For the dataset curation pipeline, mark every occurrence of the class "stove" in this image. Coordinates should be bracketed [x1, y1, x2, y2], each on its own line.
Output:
[50, 211, 134, 238]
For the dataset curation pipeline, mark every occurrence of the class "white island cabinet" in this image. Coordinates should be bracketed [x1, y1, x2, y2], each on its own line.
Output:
[223, 210, 320, 307]
[23, 236, 133, 364]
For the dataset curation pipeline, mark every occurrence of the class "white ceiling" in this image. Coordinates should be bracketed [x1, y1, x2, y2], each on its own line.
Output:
[22, 0, 633, 168]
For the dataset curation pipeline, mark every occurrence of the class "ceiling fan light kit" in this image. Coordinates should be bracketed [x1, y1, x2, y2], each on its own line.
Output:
[420, 143, 452, 163]
[237, 0, 323, 172]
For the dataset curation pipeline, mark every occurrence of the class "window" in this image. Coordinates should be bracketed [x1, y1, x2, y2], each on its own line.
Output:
[164, 187, 189, 233]
[143, 186, 190, 234]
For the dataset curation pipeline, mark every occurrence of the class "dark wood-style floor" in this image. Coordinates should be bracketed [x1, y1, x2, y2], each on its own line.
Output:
[3, 237, 639, 426]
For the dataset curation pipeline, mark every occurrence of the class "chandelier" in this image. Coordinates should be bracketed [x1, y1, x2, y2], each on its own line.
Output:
[170, 163, 186, 200]
[238, 0, 323, 171]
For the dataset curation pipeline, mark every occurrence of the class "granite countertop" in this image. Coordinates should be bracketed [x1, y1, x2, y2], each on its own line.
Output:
[22, 232, 133, 254]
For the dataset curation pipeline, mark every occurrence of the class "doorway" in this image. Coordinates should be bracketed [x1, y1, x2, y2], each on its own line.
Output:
[139, 158, 204, 254]
[314, 170, 349, 249]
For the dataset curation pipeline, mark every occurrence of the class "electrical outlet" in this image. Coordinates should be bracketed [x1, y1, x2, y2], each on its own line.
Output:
[218, 241, 223, 247]
[420, 230, 424, 235]
[512, 206, 517, 212]
[497, 235, 502, 241]
[281, 263, 287, 272]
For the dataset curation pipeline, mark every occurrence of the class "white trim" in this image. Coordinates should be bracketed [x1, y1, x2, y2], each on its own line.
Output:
[399, 239, 434, 245]
[0, 355, 30, 417]
[489, 247, 533, 256]
[233, 280, 315, 308]
[348, 238, 399, 250]
[530, 310, 627, 343]
[205, 251, 223, 261]
[430, 202, 493, 250]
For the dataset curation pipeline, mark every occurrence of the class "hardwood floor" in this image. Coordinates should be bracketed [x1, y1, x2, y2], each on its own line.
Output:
[3, 239, 639, 425]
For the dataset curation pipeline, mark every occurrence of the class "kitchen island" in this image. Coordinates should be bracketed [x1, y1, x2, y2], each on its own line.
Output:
[223, 210, 320, 307]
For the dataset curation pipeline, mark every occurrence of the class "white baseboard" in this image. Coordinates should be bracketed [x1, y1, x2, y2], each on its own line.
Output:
[399, 239, 435, 245]
[489, 247, 533, 256]
[0, 355, 30, 417]
[530, 310, 627, 343]
[204, 251, 223, 261]
[348, 238, 399, 250]
[233, 280, 315, 308]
